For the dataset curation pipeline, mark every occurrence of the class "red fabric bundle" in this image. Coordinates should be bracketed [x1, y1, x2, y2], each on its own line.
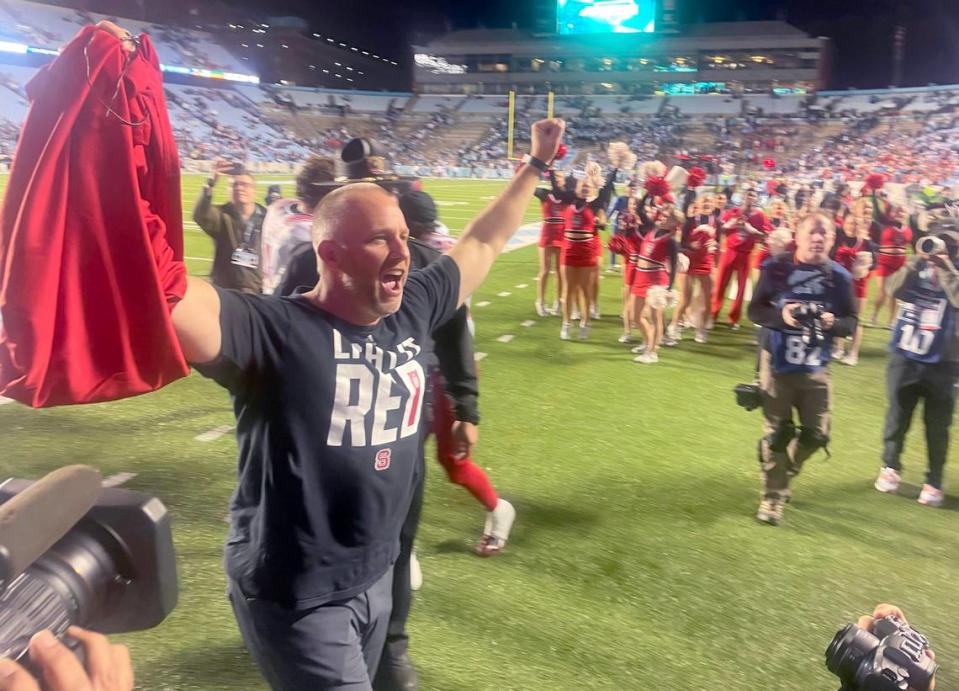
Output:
[607, 235, 629, 256]
[762, 158, 777, 170]
[686, 167, 706, 188]
[644, 176, 670, 198]
[0, 26, 188, 407]
[864, 173, 886, 192]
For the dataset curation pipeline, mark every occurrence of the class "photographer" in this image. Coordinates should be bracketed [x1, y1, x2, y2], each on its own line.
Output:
[748, 212, 858, 525]
[874, 227, 959, 508]
[193, 161, 266, 293]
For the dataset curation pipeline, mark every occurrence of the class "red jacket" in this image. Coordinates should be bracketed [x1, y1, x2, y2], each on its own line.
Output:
[0, 25, 188, 407]
[721, 208, 771, 253]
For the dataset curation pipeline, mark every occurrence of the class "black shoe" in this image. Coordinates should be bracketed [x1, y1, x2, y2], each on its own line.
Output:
[373, 651, 418, 691]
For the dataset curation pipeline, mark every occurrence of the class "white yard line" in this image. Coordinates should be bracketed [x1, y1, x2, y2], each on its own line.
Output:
[496, 291, 512, 298]
[476, 301, 491, 308]
[515, 283, 528, 288]
[496, 334, 515, 343]
[185, 256, 213, 262]
[0, 396, 13, 406]
[474, 352, 488, 362]
[102, 472, 138, 488]
[521, 320, 536, 327]
[194, 424, 235, 442]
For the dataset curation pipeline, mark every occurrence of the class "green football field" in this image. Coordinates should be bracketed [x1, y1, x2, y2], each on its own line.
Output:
[1, 173, 957, 690]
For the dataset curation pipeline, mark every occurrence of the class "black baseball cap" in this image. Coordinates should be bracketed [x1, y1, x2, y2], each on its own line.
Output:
[398, 191, 438, 226]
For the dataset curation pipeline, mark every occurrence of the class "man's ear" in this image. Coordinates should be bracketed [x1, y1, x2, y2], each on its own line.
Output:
[317, 240, 338, 267]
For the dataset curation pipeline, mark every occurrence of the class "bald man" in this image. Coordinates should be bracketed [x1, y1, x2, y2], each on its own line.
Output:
[170, 120, 565, 689]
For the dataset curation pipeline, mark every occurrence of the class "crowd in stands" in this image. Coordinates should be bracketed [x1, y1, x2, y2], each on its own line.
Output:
[0, 47, 957, 185]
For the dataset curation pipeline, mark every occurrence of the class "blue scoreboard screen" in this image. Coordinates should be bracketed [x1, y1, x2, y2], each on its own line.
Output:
[557, 0, 657, 34]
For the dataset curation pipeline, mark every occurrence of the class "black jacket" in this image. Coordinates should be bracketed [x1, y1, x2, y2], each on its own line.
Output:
[278, 239, 480, 424]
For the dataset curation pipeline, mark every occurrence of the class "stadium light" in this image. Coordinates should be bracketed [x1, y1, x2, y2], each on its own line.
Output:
[0, 40, 28, 54]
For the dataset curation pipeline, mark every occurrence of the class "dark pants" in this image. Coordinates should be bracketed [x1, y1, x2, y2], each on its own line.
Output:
[882, 353, 959, 488]
[229, 568, 393, 691]
[381, 449, 426, 660]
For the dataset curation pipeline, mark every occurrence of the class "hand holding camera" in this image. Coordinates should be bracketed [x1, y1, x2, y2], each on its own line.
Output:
[827, 604, 937, 691]
[0, 627, 133, 691]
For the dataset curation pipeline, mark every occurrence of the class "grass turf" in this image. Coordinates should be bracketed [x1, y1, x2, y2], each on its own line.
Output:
[1, 174, 957, 690]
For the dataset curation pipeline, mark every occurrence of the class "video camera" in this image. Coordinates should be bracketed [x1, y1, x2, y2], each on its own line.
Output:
[336, 137, 421, 196]
[0, 466, 177, 669]
[826, 615, 937, 691]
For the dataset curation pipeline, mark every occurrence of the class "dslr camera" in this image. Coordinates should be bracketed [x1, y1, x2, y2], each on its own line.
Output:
[0, 466, 177, 668]
[734, 382, 762, 411]
[826, 615, 937, 691]
[794, 302, 824, 349]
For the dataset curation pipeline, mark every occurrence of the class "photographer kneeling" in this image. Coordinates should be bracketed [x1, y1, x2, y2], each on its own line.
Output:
[748, 212, 858, 525]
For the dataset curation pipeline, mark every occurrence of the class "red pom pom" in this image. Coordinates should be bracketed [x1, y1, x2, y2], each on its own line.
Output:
[645, 175, 670, 198]
[554, 143, 568, 161]
[687, 167, 706, 188]
[763, 158, 777, 170]
[864, 173, 886, 191]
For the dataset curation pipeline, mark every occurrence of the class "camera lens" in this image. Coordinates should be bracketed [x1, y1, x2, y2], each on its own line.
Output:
[917, 235, 945, 255]
[826, 624, 880, 686]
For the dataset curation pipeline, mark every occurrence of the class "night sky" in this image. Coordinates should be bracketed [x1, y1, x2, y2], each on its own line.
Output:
[225, 0, 959, 89]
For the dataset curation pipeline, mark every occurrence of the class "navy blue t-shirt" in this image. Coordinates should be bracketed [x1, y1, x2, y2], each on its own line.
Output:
[196, 256, 460, 607]
[752, 259, 856, 374]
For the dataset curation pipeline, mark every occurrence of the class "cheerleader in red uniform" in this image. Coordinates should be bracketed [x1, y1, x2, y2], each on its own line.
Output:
[666, 194, 712, 343]
[610, 196, 642, 343]
[631, 197, 680, 364]
[677, 208, 718, 344]
[870, 204, 912, 327]
[831, 213, 875, 365]
[558, 168, 616, 340]
[533, 171, 568, 317]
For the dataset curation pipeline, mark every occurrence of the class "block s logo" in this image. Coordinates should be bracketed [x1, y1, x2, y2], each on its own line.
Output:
[374, 448, 392, 471]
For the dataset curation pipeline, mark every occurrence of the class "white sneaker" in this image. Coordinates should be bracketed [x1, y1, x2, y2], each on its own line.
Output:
[874, 467, 901, 494]
[535, 300, 548, 317]
[730, 323, 741, 331]
[410, 550, 423, 591]
[570, 307, 581, 321]
[831, 344, 846, 360]
[617, 333, 632, 344]
[548, 301, 560, 316]
[918, 484, 945, 508]
[475, 499, 516, 557]
[706, 317, 715, 330]
[590, 305, 601, 320]
[633, 351, 659, 364]
[666, 324, 681, 341]
[840, 354, 859, 366]
[578, 324, 590, 340]
[694, 329, 708, 344]
[630, 344, 647, 354]
[560, 323, 571, 340]
[663, 336, 678, 347]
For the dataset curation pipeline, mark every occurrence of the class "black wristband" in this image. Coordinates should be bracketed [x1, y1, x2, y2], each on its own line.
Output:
[522, 154, 549, 173]
[206, 177, 216, 188]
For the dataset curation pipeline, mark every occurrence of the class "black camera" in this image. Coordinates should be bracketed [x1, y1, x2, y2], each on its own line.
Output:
[337, 137, 419, 196]
[826, 616, 937, 691]
[734, 382, 762, 411]
[794, 303, 824, 348]
[0, 467, 177, 667]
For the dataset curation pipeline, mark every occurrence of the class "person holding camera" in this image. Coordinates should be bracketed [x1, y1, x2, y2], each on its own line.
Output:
[747, 212, 858, 525]
[193, 161, 266, 293]
[0, 627, 133, 691]
[874, 227, 959, 508]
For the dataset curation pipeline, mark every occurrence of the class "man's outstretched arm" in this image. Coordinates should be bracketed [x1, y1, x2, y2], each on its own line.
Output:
[172, 277, 222, 364]
[448, 119, 565, 305]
